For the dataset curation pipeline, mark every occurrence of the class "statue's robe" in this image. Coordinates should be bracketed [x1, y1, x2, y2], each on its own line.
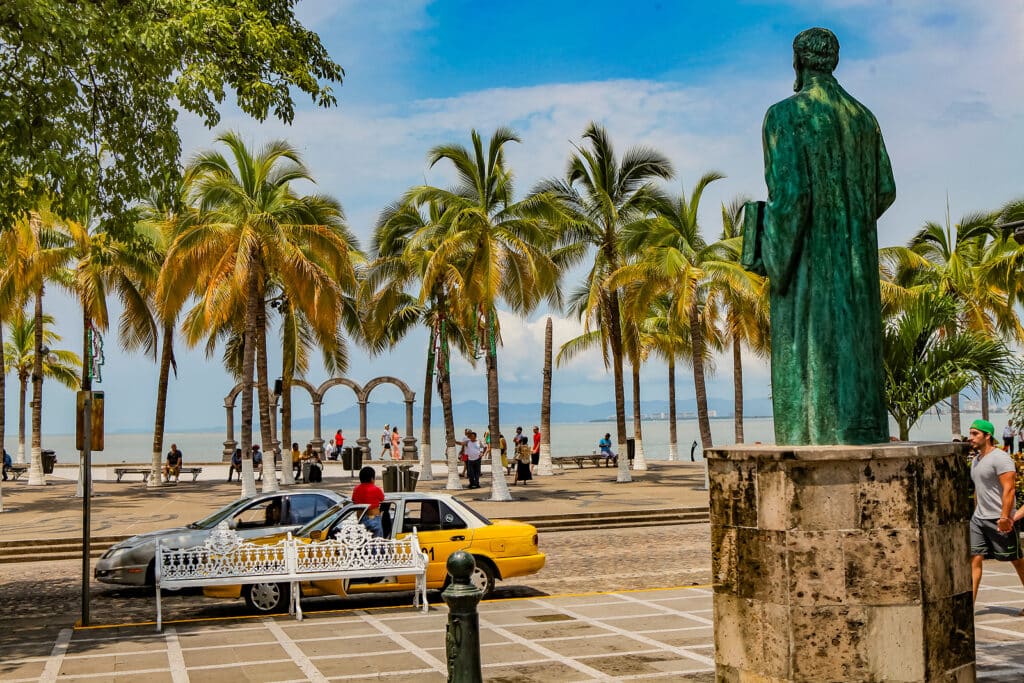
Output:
[762, 73, 896, 445]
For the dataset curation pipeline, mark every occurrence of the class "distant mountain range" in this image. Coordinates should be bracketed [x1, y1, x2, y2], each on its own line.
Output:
[291, 397, 775, 431]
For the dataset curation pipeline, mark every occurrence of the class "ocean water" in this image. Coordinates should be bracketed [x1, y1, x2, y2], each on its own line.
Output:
[16, 411, 1004, 465]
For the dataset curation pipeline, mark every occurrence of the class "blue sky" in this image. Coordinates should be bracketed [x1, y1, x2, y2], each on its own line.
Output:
[15, 0, 1024, 436]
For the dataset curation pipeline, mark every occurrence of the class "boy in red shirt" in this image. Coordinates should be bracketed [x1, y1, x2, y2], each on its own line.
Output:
[352, 466, 385, 537]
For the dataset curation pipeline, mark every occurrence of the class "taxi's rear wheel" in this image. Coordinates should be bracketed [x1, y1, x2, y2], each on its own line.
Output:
[465, 557, 495, 598]
[243, 582, 288, 614]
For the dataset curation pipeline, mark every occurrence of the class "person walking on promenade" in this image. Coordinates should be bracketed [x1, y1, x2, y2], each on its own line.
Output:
[352, 466, 386, 537]
[391, 426, 401, 460]
[332, 429, 344, 460]
[290, 442, 302, 480]
[163, 444, 183, 482]
[457, 431, 483, 489]
[969, 419, 1024, 607]
[499, 433, 510, 475]
[514, 438, 532, 485]
[1004, 423, 1016, 452]
[598, 433, 617, 467]
[531, 426, 541, 474]
[227, 448, 243, 482]
[380, 424, 391, 459]
[3, 447, 12, 480]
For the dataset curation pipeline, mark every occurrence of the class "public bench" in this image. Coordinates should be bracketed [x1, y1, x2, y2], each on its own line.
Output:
[551, 454, 612, 469]
[8, 464, 28, 480]
[155, 521, 428, 630]
[114, 466, 203, 482]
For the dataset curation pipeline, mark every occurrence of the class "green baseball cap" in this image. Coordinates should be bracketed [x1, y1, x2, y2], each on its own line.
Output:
[971, 419, 995, 436]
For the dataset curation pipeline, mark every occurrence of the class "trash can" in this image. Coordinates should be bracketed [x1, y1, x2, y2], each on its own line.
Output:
[41, 449, 56, 474]
[403, 468, 419, 492]
[626, 438, 635, 466]
[382, 464, 399, 492]
[342, 447, 363, 471]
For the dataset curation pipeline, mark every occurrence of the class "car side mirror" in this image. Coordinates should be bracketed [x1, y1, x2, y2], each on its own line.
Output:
[309, 530, 324, 541]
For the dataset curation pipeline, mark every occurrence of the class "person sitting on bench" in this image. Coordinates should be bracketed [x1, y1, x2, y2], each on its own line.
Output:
[598, 433, 617, 466]
[227, 448, 243, 482]
[163, 444, 183, 482]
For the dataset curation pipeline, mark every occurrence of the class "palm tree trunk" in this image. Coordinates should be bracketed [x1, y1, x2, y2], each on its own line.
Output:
[256, 305, 278, 493]
[439, 314, 461, 491]
[419, 326, 436, 481]
[148, 321, 174, 488]
[486, 310, 511, 501]
[18, 377, 26, 464]
[238, 268, 260, 498]
[0, 322, 5, 512]
[667, 356, 678, 461]
[690, 302, 713, 449]
[631, 362, 648, 470]
[280, 339, 295, 486]
[733, 336, 744, 443]
[28, 287, 45, 486]
[537, 317, 553, 476]
[950, 392, 962, 439]
[981, 378, 990, 422]
[607, 292, 631, 483]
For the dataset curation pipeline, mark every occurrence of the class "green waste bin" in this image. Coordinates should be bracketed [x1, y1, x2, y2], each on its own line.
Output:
[342, 447, 363, 471]
[42, 449, 56, 474]
[403, 468, 419, 492]
[382, 465, 399, 492]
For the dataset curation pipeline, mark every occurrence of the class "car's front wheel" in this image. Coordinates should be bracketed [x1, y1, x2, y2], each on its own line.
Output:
[243, 582, 289, 614]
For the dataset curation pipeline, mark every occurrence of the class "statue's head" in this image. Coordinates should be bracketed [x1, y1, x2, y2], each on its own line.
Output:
[792, 27, 839, 90]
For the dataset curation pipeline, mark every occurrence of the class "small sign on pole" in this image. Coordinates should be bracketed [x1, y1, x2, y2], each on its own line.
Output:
[76, 391, 104, 451]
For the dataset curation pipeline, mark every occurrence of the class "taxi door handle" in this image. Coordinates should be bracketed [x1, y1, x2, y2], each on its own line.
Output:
[450, 535, 465, 541]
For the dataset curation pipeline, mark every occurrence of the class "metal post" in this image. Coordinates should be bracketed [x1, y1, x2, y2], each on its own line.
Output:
[81, 390, 92, 626]
[441, 551, 483, 682]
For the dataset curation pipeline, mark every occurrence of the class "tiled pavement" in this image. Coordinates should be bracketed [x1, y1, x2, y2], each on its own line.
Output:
[4, 572, 1024, 682]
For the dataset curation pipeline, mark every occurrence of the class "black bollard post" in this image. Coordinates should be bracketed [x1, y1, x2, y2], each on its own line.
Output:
[441, 550, 483, 683]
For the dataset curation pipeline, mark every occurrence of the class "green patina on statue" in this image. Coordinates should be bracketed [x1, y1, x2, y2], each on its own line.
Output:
[743, 28, 896, 445]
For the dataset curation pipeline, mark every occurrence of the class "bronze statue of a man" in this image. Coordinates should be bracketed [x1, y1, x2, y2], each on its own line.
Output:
[745, 28, 896, 445]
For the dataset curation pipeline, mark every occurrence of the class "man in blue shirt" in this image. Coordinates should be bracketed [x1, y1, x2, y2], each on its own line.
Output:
[2, 448, 11, 481]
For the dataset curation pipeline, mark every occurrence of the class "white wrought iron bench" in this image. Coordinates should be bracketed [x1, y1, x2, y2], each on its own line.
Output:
[551, 454, 609, 469]
[155, 521, 429, 630]
[115, 466, 203, 482]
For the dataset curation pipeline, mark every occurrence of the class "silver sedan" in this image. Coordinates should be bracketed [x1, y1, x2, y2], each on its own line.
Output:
[94, 489, 345, 586]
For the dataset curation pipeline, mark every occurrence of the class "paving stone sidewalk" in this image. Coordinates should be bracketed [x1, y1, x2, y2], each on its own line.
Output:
[3, 576, 1024, 682]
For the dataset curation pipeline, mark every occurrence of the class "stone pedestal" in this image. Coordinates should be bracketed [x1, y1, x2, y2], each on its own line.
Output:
[707, 442, 975, 682]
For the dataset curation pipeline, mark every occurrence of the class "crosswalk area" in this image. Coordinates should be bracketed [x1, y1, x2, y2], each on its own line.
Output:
[3, 580, 1024, 682]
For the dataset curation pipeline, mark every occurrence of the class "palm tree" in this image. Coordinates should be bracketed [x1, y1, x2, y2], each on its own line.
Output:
[535, 123, 673, 482]
[4, 311, 80, 461]
[138, 180, 198, 488]
[363, 198, 474, 488]
[884, 294, 1011, 439]
[883, 208, 1022, 435]
[639, 294, 687, 460]
[65, 205, 159, 495]
[162, 132, 359, 498]
[717, 198, 769, 443]
[615, 173, 747, 451]
[537, 317, 554, 475]
[409, 128, 561, 501]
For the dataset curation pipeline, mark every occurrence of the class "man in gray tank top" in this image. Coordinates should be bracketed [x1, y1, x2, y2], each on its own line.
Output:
[969, 418, 1024, 610]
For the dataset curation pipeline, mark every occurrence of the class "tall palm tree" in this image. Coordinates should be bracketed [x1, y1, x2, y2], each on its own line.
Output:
[538, 317, 554, 475]
[162, 132, 359, 498]
[640, 294, 688, 460]
[614, 173, 744, 450]
[363, 198, 474, 487]
[65, 205, 159, 495]
[4, 311, 80, 461]
[409, 128, 561, 501]
[883, 208, 1022, 435]
[138, 180, 197, 488]
[535, 123, 673, 482]
[717, 198, 769, 443]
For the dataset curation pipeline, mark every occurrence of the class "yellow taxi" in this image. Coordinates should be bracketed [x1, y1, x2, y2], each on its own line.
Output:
[203, 492, 545, 613]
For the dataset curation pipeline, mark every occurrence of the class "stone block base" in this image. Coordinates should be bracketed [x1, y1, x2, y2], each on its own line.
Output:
[707, 442, 975, 682]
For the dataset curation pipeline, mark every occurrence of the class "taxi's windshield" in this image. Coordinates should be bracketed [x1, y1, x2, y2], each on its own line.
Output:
[294, 502, 351, 536]
[188, 498, 254, 529]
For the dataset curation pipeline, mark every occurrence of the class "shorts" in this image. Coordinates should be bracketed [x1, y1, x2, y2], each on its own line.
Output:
[970, 516, 1023, 561]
